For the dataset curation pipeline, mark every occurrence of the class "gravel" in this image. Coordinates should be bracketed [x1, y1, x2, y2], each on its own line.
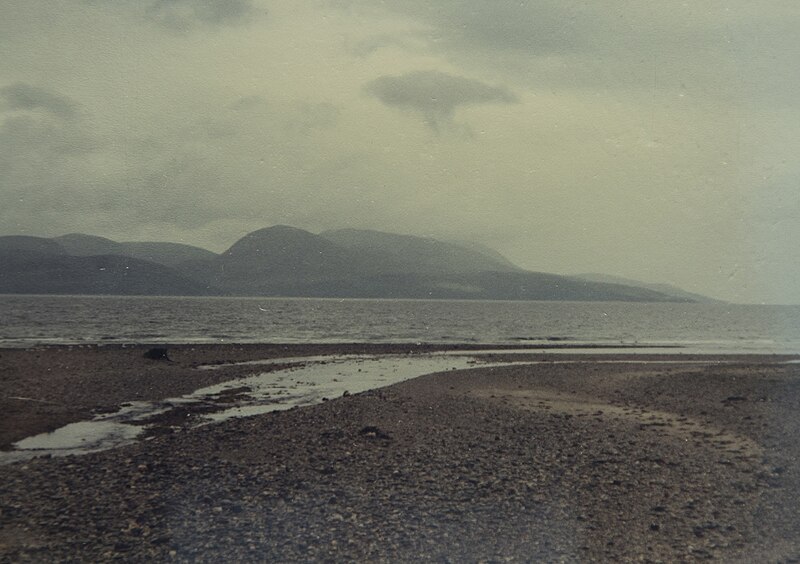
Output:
[1, 348, 799, 561]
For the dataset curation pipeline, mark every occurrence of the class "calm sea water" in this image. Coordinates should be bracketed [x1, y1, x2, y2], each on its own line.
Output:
[1, 295, 799, 353]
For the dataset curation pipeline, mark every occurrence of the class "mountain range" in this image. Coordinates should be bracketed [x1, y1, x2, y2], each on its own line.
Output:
[0, 226, 707, 302]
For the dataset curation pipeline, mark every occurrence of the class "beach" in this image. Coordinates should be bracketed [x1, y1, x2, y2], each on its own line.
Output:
[1, 345, 799, 561]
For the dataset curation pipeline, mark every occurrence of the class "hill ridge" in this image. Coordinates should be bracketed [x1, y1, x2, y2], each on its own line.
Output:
[0, 227, 708, 301]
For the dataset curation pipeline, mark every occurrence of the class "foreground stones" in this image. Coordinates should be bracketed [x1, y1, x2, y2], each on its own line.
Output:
[1, 354, 800, 561]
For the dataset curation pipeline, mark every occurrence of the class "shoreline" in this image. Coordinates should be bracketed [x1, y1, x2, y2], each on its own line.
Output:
[1, 345, 799, 560]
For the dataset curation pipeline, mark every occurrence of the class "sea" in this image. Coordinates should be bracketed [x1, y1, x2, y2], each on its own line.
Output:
[1, 295, 799, 354]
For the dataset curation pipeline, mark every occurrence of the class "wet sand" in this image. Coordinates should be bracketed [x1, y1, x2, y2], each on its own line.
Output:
[1, 345, 800, 561]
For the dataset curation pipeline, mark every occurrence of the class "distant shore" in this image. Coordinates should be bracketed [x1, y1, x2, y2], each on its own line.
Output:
[1, 345, 799, 561]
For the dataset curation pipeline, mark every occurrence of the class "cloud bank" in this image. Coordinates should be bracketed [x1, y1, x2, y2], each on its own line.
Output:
[1, 83, 79, 120]
[144, 0, 257, 30]
[365, 71, 517, 130]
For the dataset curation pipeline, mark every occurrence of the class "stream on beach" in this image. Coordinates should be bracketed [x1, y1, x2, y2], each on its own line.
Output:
[0, 352, 503, 464]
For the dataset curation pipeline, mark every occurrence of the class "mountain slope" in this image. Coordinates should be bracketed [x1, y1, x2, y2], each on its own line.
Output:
[446, 239, 520, 270]
[201, 226, 688, 301]
[571, 273, 719, 303]
[54, 234, 217, 268]
[119, 242, 218, 268]
[206, 225, 368, 294]
[0, 236, 67, 255]
[320, 228, 520, 275]
[289, 270, 686, 301]
[0, 249, 214, 296]
[54, 234, 123, 256]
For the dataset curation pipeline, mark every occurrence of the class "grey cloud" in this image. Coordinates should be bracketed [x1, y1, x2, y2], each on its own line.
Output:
[349, 34, 417, 58]
[0, 88, 341, 240]
[1, 83, 79, 120]
[0, 121, 227, 238]
[418, 1, 586, 54]
[339, 0, 588, 56]
[144, 0, 257, 31]
[358, 1, 733, 56]
[0, 84, 94, 157]
[344, 1, 785, 95]
[365, 70, 517, 130]
[0, 117, 99, 237]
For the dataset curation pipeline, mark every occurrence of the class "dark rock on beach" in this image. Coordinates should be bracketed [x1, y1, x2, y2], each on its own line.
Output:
[143, 347, 171, 361]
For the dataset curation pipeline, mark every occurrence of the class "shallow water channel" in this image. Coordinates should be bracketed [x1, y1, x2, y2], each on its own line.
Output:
[0, 353, 510, 465]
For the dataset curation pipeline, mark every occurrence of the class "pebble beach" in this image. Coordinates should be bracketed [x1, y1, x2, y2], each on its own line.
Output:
[2, 344, 800, 561]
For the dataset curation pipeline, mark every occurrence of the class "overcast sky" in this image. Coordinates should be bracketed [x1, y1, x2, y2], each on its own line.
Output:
[1, 1, 798, 303]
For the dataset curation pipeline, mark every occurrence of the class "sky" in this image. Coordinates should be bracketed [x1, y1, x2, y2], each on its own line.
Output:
[1, 1, 798, 304]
